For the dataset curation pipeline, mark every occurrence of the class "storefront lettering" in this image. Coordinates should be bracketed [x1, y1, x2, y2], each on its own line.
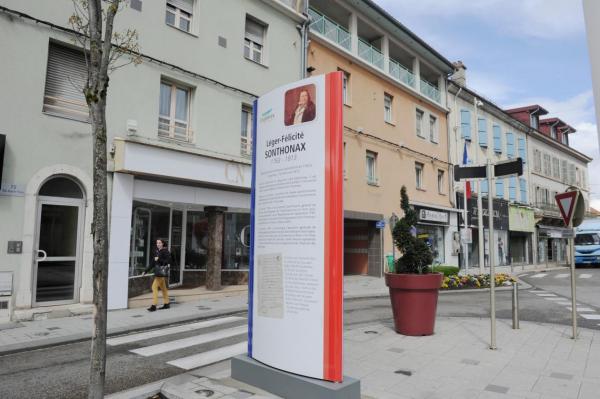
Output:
[472, 208, 500, 218]
[418, 209, 449, 224]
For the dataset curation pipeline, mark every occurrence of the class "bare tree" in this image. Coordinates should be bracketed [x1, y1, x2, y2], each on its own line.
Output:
[68, 1, 140, 397]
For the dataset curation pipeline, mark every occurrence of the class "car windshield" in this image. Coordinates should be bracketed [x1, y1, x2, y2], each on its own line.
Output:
[575, 233, 600, 246]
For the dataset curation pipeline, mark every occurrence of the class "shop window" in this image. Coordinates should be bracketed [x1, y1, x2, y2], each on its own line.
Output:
[222, 213, 250, 269]
[416, 225, 444, 264]
[185, 211, 209, 270]
[129, 202, 171, 277]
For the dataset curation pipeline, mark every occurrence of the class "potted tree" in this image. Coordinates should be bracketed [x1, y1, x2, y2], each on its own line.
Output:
[385, 186, 443, 336]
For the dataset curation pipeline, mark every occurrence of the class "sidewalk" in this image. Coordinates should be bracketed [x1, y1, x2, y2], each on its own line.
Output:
[108, 317, 600, 399]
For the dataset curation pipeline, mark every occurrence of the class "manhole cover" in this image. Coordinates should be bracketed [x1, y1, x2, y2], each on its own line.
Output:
[195, 389, 215, 397]
[394, 369, 412, 376]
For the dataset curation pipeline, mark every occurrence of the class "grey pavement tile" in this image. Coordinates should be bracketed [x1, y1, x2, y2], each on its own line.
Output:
[532, 376, 581, 399]
[485, 384, 509, 394]
[578, 381, 600, 399]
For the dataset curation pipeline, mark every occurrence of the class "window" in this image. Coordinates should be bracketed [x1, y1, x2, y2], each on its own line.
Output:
[552, 157, 560, 179]
[343, 142, 347, 177]
[562, 133, 569, 145]
[366, 151, 377, 185]
[517, 137, 526, 163]
[493, 124, 502, 153]
[533, 149, 542, 172]
[166, 0, 193, 32]
[506, 132, 514, 158]
[415, 162, 424, 189]
[430, 115, 438, 143]
[437, 169, 444, 194]
[543, 154, 551, 176]
[158, 81, 191, 141]
[509, 177, 517, 201]
[575, 233, 600, 246]
[478, 117, 487, 147]
[576, 167, 581, 186]
[384, 93, 393, 123]
[568, 163, 576, 184]
[519, 178, 527, 203]
[245, 17, 266, 64]
[495, 179, 504, 199]
[241, 104, 253, 157]
[561, 160, 568, 183]
[340, 70, 350, 105]
[460, 109, 471, 140]
[43, 43, 89, 122]
[550, 125, 557, 139]
[481, 179, 489, 196]
[416, 109, 425, 138]
[530, 113, 539, 129]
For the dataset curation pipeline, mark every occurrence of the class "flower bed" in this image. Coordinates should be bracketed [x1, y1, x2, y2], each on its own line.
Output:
[441, 273, 516, 290]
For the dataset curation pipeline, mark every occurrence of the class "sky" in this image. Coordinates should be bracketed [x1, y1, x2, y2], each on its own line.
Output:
[373, 0, 600, 208]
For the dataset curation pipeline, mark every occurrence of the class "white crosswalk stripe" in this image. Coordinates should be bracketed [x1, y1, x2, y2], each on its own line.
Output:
[545, 298, 563, 301]
[130, 325, 247, 357]
[567, 307, 595, 312]
[107, 316, 246, 346]
[530, 273, 547, 278]
[536, 293, 557, 297]
[554, 274, 569, 279]
[167, 341, 248, 370]
[579, 274, 592, 279]
[581, 314, 600, 320]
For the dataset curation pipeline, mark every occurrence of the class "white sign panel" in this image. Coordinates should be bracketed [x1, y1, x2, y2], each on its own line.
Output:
[249, 73, 344, 382]
[419, 209, 449, 224]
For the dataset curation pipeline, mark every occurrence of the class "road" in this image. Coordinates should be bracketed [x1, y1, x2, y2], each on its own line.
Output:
[1, 268, 598, 398]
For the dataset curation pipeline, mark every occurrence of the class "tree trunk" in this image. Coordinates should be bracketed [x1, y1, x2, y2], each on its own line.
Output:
[88, 96, 109, 399]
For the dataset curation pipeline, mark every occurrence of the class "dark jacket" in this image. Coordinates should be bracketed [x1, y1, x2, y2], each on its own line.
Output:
[285, 101, 316, 126]
[145, 247, 171, 276]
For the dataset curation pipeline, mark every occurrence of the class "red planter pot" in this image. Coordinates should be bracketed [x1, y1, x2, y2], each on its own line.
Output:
[384, 272, 443, 336]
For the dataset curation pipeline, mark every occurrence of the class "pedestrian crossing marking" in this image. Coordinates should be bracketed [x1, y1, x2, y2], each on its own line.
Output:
[167, 341, 247, 370]
[555, 274, 569, 279]
[531, 273, 547, 278]
[108, 316, 246, 346]
[581, 314, 600, 320]
[567, 307, 595, 312]
[536, 294, 557, 297]
[544, 298, 563, 301]
[130, 325, 247, 357]
[580, 274, 592, 279]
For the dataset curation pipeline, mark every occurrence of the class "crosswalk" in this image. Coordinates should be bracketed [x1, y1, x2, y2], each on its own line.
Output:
[530, 289, 600, 325]
[527, 273, 596, 279]
[108, 315, 248, 370]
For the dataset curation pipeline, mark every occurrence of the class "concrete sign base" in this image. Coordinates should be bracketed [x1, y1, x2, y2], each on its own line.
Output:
[231, 355, 360, 399]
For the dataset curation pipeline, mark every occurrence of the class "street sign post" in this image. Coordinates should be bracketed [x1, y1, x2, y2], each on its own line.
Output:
[389, 213, 399, 272]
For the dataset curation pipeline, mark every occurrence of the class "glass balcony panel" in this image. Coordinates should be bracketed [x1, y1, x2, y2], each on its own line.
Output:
[389, 58, 415, 87]
[358, 38, 383, 70]
[309, 8, 351, 51]
[420, 78, 441, 103]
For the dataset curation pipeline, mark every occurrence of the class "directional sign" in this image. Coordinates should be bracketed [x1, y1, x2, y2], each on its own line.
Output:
[376, 220, 386, 229]
[555, 191, 579, 226]
[494, 158, 523, 178]
[453, 165, 487, 181]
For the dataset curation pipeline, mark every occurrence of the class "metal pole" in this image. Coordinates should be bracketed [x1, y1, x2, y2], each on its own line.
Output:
[512, 281, 519, 329]
[488, 161, 497, 349]
[464, 183, 469, 274]
[569, 216, 578, 339]
[477, 181, 485, 274]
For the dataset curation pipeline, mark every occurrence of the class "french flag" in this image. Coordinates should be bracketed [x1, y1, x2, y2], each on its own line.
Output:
[463, 141, 471, 200]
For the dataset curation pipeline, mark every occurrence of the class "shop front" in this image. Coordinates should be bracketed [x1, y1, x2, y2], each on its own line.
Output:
[536, 224, 569, 266]
[508, 205, 535, 265]
[414, 206, 450, 265]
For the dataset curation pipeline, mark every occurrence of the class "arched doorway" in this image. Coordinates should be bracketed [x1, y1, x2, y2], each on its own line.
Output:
[33, 176, 85, 305]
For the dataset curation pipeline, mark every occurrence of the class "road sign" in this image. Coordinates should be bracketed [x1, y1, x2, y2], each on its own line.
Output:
[555, 191, 579, 226]
[376, 220, 386, 229]
[494, 158, 523, 178]
[453, 165, 487, 181]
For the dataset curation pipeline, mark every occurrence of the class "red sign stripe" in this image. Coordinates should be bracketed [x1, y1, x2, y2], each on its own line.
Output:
[323, 71, 344, 382]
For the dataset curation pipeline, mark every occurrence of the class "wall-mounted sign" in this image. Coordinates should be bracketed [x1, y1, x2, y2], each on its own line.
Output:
[249, 73, 343, 382]
[376, 220, 386, 229]
[0, 184, 25, 197]
[417, 208, 449, 224]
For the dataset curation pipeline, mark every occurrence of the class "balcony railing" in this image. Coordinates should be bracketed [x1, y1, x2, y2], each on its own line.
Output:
[420, 78, 441, 103]
[308, 8, 351, 51]
[389, 58, 415, 88]
[534, 202, 560, 215]
[358, 38, 384, 70]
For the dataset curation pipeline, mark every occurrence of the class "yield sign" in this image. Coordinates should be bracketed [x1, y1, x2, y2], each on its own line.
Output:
[555, 191, 579, 226]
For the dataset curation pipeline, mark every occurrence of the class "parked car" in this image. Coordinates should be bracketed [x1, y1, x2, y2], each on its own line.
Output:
[574, 229, 600, 266]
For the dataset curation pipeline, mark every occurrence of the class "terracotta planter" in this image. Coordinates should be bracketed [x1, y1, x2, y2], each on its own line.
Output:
[385, 272, 443, 336]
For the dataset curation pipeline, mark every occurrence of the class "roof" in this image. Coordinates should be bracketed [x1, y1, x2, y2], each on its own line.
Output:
[540, 118, 576, 132]
[505, 105, 549, 115]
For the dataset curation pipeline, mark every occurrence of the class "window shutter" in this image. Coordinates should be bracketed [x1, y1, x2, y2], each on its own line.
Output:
[506, 132, 514, 158]
[478, 118, 487, 147]
[495, 179, 504, 199]
[168, 0, 193, 13]
[519, 178, 527, 203]
[517, 137, 526, 163]
[509, 177, 517, 201]
[43, 43, 89, 121]
[481, 179, 489, 195]
[460, 110, 471, 140]
[493, 125, 502, 153]
[245, 18, 265, 45]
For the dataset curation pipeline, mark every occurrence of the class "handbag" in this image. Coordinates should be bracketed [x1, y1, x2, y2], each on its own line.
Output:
[155, 263, 170, 277]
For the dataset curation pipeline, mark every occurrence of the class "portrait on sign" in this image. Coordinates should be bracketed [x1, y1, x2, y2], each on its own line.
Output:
[284, 84, 316, 126]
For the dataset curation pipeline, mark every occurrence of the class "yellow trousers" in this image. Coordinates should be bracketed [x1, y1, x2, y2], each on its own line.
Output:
[152, 277, 169, 305]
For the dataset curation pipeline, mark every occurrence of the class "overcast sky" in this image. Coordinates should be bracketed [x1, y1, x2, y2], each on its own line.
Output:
[373, 0, 600, 208]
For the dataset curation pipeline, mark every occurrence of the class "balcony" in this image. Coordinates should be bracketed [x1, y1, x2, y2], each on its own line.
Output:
[308, 8, 351, 51]
[389, 58, 415, 88]
[358, 38, 384, 70]
[534, 202, 560, 217]
[420, 78, 441, 103]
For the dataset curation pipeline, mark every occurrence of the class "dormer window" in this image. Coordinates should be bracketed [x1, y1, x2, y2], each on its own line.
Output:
[530, 113, 539, 129]
[562, 133, 569, 145]
[550, 125, 557, 139]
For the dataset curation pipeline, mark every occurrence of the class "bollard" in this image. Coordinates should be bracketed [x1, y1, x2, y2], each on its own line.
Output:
[512, 281, 519, 329]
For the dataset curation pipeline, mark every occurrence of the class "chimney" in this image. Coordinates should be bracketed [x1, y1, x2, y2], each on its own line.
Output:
[451, 61, 467, 86]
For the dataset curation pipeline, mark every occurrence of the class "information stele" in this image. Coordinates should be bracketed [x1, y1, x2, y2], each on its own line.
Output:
[248, 72, 344, 382]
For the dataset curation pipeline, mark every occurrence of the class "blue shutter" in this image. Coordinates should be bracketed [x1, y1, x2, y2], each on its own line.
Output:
[506, 132, 514, 158]
[495, 179, 504, 199]
[519, 178, 527, 203]
[461, 110, 471, 140]
[478, 118, 487, 147]
[481, 179, 489, 196]
[518, 137, 526, 163]
[509, 177, 517, 201]
[493, 125, 502, 153]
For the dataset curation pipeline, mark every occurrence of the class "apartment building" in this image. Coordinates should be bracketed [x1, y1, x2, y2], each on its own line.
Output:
[0, 0, 306, 318]
[506, 105, 591, 266]
[307, 0, 459, 275]
[448, 65, 534, 271]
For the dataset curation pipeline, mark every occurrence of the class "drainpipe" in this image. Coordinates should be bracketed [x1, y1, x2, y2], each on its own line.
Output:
[299, 1, 310, 79]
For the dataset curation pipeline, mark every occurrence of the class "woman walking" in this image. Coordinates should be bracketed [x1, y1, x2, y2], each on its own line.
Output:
[143, 239, 171, 312]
